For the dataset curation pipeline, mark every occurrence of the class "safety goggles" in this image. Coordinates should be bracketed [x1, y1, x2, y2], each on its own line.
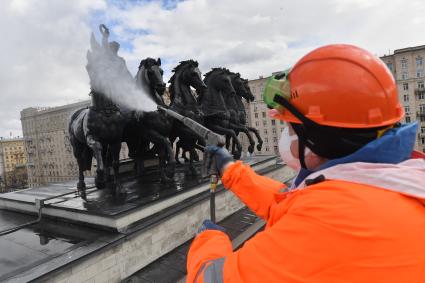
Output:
[263, 68, 292, 111]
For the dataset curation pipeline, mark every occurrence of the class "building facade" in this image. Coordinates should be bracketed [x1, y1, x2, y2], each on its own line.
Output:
[239, 75, 286, 156]
[21, 101, 129, 188]
[381, 45, 425, 152]
[0, 138, 28, 190]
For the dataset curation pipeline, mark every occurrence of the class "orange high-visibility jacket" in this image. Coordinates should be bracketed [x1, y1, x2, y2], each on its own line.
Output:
[187, 158, 425, 283]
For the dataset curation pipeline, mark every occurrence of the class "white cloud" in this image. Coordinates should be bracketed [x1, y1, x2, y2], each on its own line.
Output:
[1, 0, 425, 137]
[106, 0, 425, 81]
[0, 0, 106, 137]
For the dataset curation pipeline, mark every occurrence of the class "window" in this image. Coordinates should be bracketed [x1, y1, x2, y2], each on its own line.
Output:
[417, 70, 423, 78]
[418, 81, 424, 89]
[273, 137, 277, 142]
[255, 121, 259, 126]
[405, 116, 411, 123]
[403, 83, 409, 90]
[421, 127, 425, 134]
[265, 147, 269, 152]
[262, 120, 267, 126]
[419, 93, 425, 100]
[272, 128, 276, 134]
[386, 62, 393, 71]
[254, 113, 258, 118]
[262, 112, 266, 118]
[403, 94, 409, 102]
[402, 72, 408, 80]
[264, 129, 268, 134]
[265, 138, 268, 143]
[271, 120, 275, 125]
[405, 106, 410, 114]
[422, 138, 425, 145]
[416, 57, 423, 67]
[401, 58, 408, 69]
[420, 104, 425, 113]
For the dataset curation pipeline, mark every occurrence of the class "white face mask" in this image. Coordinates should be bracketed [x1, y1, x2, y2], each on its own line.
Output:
[278, 125, 313, 171]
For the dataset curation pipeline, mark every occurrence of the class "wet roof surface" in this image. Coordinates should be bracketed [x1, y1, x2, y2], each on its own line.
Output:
[0, 210, 116, 281]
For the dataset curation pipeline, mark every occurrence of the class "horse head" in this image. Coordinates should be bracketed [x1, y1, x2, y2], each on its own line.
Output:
[230, 72, 252, 101]
[172, 60, 207, 93]
[138, 57, 166, 96]
[205, 68, 236, 96]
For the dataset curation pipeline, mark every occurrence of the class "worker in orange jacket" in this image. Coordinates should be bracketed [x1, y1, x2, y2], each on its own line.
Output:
[186, 44, 425, 283]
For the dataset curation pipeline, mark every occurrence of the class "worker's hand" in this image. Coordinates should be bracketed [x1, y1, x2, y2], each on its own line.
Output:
[197, 219, 226, 235]
[203, 145, 234, 176]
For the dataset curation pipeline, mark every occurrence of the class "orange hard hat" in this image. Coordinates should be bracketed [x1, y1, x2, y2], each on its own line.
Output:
[264, 44, 404, 128]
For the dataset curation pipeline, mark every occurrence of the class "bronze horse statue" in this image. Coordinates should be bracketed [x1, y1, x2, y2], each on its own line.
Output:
[226, 72, 263, 155]
[123, 57, 168, 176]
[68, 24, 129, 198]
[123, 57, 175, 182]
[199, 68, 242, 159]
[68, 91, 126, 198]
[168, 60, 207, 174]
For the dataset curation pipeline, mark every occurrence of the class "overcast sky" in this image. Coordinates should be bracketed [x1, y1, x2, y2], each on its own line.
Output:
[1, 0, 425, 137]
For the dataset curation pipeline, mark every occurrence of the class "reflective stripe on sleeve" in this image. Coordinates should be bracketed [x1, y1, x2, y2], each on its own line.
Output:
[194, 257, 226, 283]
[203, 257, 225, 283]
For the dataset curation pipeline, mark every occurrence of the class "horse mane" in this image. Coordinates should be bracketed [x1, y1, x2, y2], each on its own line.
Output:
[204, 67, 230, 81]
[168, 59, 199, 102]
[138, 57, 159, 70]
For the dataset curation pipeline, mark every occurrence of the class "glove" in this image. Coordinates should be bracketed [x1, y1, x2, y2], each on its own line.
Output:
[197, 219, 226, 235]
[203, 145, 234, 176]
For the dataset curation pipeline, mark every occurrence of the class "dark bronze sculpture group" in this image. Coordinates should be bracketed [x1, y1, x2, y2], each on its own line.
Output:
[69, 25, 263, 199]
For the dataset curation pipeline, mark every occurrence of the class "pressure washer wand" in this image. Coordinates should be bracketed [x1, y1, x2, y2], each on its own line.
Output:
[157, 106, 225, 223]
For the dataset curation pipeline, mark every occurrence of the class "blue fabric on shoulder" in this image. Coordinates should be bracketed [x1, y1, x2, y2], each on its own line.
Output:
[292, 122, 418, 188]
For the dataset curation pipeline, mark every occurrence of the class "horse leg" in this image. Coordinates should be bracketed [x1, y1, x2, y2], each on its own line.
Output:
[175, 140, 182, 165]
[76, 159, 86, 199]
[225, 135, 231, 151]
[231, 132, 237, 156]
[230, 123, 255, 155]
[86, 135, 106, 189]
[135, 139, 147, 176]
[247, 126, 263, 151]
[207, 124, 242, 159]
[72, 138, 87, 198]
[104, 146, 113, 184]
[188, 147, 198, 175]
[193, 145, 200, 162]
[110, 142, 125, 196]
[183, 149, 190, 163]
[145, 129, 176, 182]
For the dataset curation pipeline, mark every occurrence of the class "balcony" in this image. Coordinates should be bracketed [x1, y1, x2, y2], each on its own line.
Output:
[417, 111, 425, 118]
[415, 88, 425, 97]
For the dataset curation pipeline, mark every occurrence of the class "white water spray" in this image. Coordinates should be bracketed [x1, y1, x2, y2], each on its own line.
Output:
[86, 27, 157, 113]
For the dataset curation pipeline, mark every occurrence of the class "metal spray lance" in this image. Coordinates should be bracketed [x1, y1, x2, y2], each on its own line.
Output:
[157, 106, 225, 223]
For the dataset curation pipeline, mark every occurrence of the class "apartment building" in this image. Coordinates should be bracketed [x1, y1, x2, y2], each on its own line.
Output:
[0, 138, 27, 190]
[381, 45, 425, 152]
